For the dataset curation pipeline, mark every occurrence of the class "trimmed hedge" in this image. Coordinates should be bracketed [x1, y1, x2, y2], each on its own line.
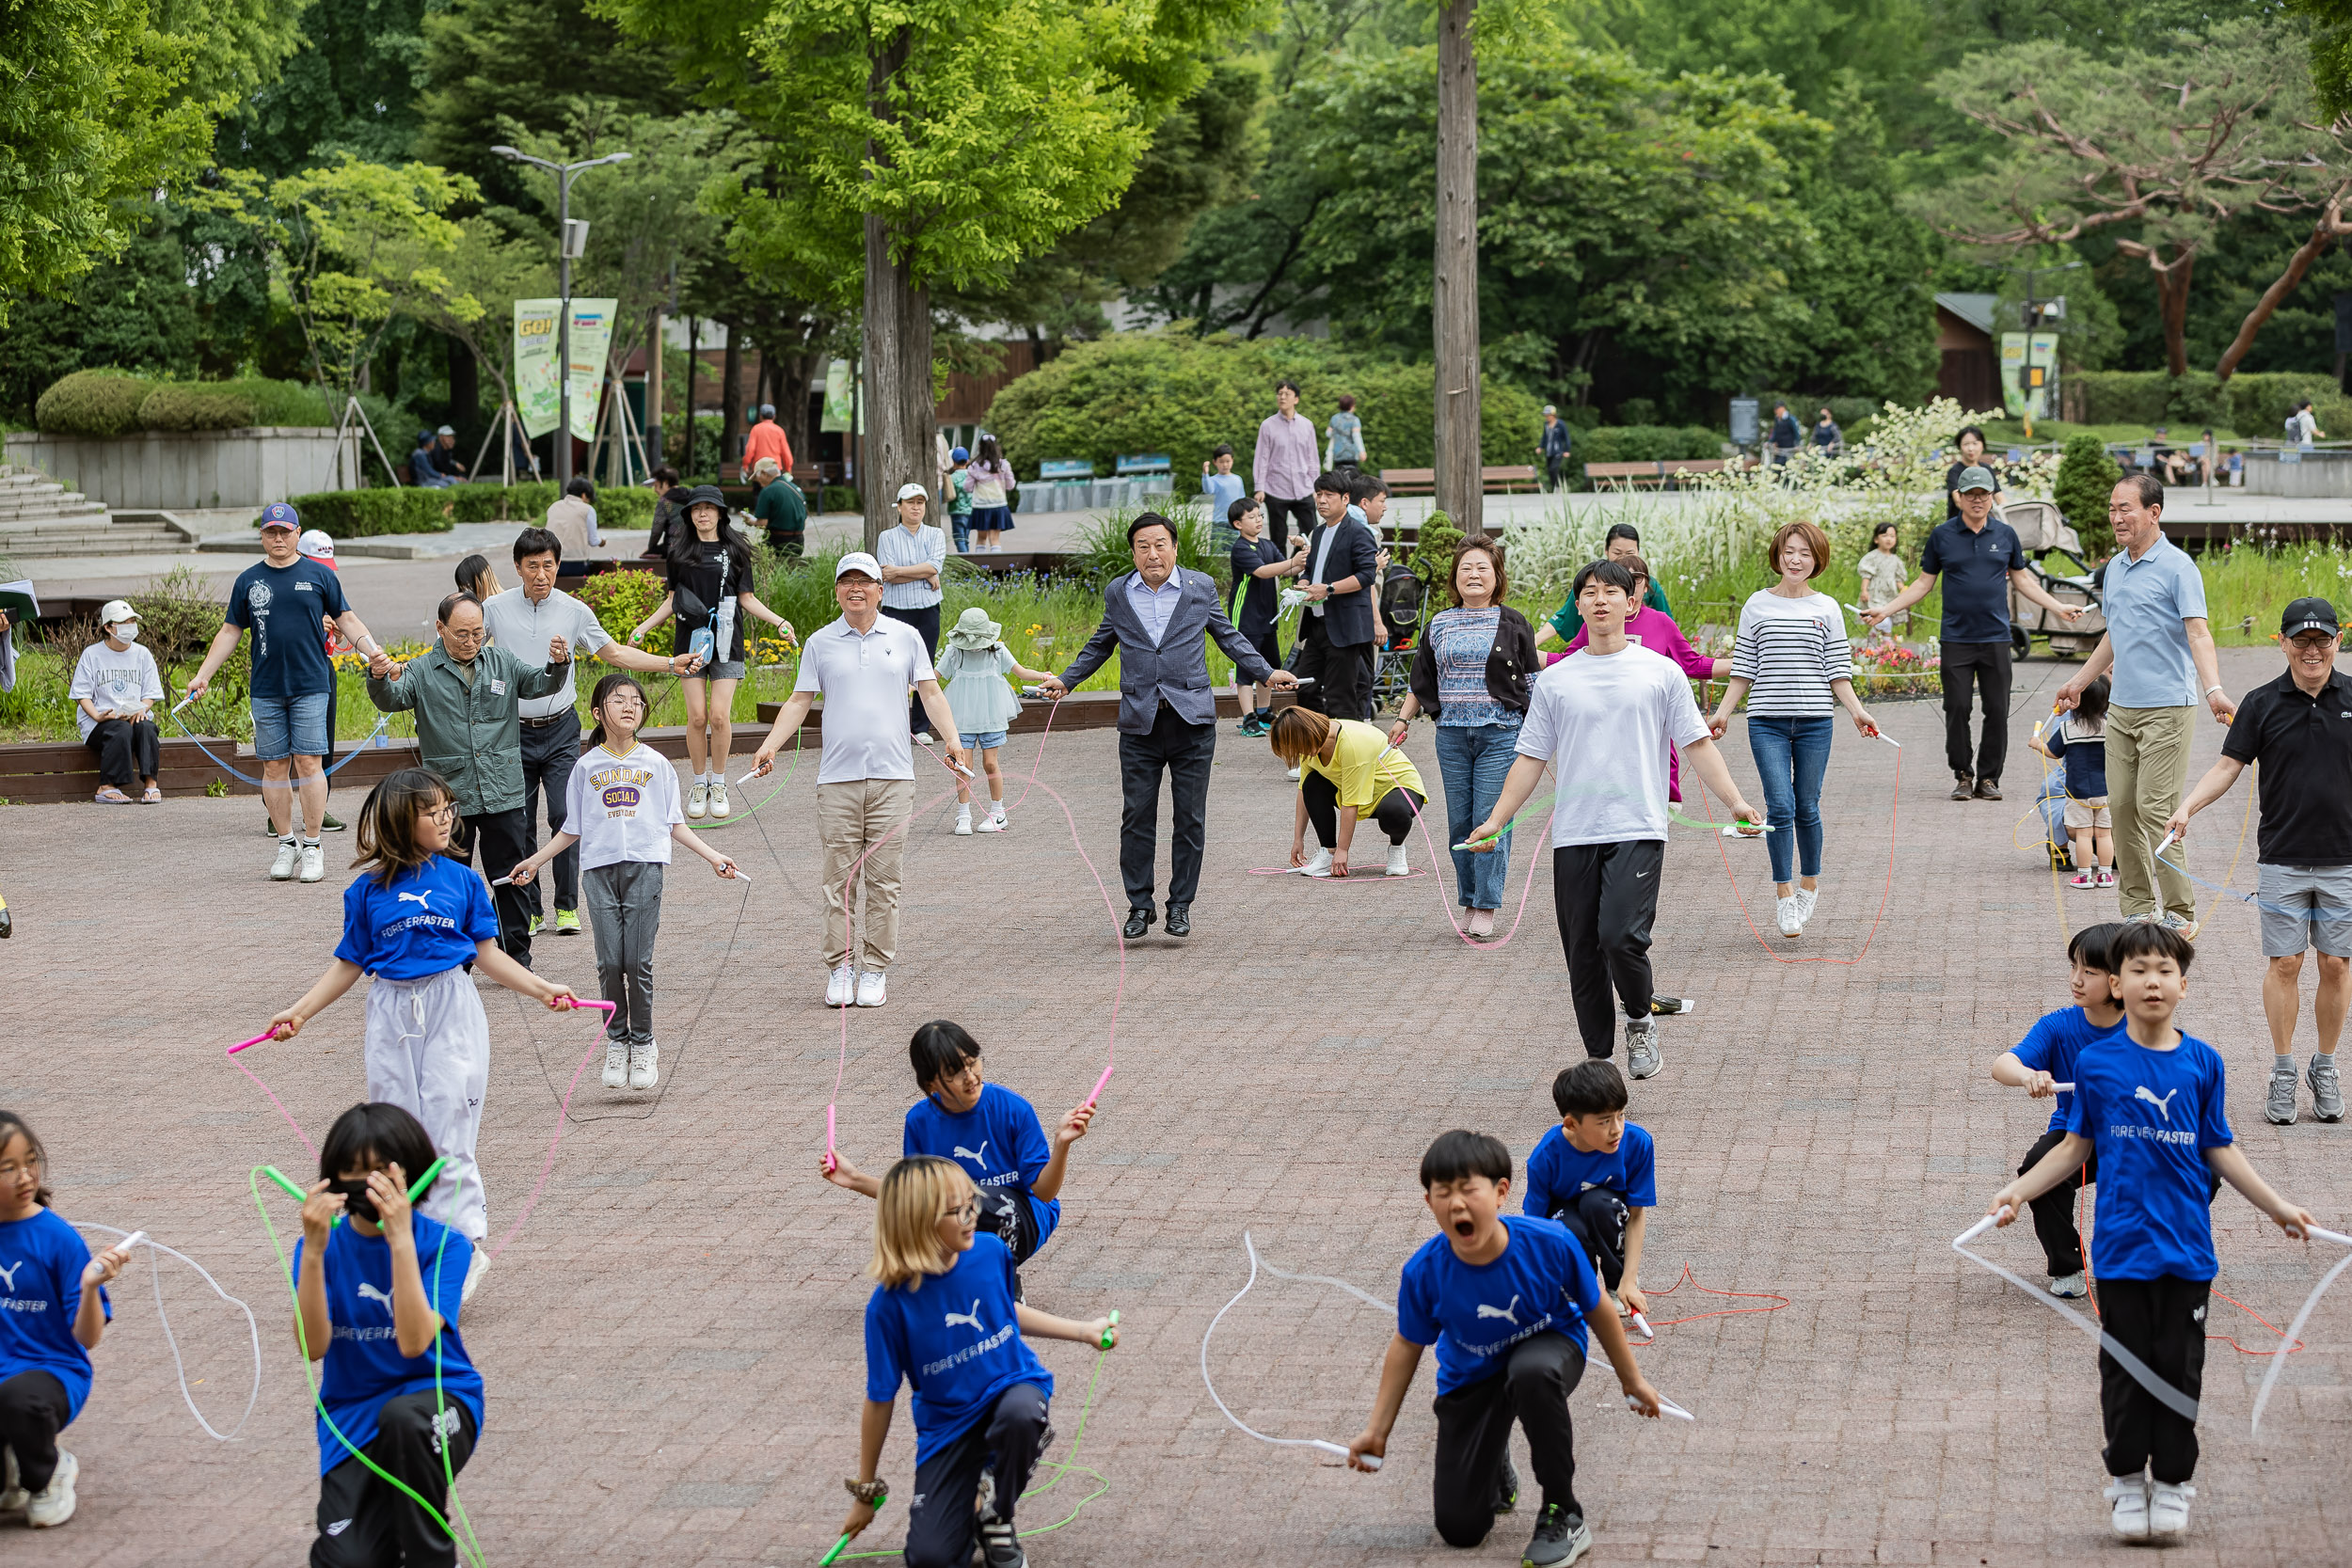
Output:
[982, 331, 1548, 491]
[1573, 424, 1723, 467]
[35, 371, 334, 436]
[280, 482, 660, 538]
[2070, 370, 2349, 436]
[35, 371, 154, 437]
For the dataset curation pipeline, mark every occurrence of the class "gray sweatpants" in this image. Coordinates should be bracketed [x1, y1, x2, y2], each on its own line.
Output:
[362, 967, 491, 1242]
[583, 860, 664, 1045]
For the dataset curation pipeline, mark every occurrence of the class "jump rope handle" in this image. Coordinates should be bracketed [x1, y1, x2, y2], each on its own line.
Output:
[262, 1166, 309, 1202]
[1629, 1310, 1654, 1339]
[1309, 1438, 1380, 1469]
[818, 1495, 888, 1566]
[111, 1230, 147, 1257]
[1097, 1308, 1120, 1351]
[1954, 1206, 2013, 1248]
[227, 1028, 276, 1055]
[2154, 830, 2178, 860]
[823, 1107, 838, 1174]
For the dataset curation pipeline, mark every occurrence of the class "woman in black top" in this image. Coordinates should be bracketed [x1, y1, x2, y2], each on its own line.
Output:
[1944, 425, 2008, 519]
[630, 485, 793, 819]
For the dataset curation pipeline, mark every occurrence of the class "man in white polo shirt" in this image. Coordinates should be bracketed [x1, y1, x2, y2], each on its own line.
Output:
[484, 525, 705, 938]
[749, 551, 965, 1007]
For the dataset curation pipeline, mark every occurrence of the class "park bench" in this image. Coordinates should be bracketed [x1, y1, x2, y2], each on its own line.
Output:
[1378, 466, 1541, 496]
[1584, 461, 1662, 490]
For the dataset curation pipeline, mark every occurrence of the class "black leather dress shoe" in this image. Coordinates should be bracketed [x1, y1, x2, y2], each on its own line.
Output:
[1163, 903, 1191, 937]
[1122, 908, 1152, 941]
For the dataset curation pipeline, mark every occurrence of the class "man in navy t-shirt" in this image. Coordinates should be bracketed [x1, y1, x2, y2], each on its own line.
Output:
[186, 502, 391, 885]
[1226, 497, 1302, 736]
[1862, 467, 2083, 800]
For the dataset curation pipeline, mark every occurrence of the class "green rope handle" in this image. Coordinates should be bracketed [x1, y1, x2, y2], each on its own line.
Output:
[251, 1167, 487, 1568]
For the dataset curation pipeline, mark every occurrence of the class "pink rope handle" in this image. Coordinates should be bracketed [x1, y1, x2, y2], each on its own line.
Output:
[485, 999, 612, 1261]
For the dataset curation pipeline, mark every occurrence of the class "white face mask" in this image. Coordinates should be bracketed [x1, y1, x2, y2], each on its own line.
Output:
[111, 623, 139, 644]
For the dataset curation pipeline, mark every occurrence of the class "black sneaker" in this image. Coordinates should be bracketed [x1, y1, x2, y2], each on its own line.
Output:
[1523, 1502, 1590, 1566]
[1973, 776, 2003, 801]
[320, 812, 346, 832]
[1491, 1452, 1520, 1515]
[977, 1513, 1025, 1568]
[1950, 772, 1974, 801]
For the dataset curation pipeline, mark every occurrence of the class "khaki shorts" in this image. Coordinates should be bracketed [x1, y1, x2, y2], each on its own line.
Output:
[2062, 796, 2110, 830]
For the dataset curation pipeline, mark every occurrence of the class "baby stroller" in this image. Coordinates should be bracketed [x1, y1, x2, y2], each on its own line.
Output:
[1370, 563, 1425, 713]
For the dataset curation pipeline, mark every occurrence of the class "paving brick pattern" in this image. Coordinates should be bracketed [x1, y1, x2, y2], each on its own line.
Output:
[3, 644, 2346, 1567]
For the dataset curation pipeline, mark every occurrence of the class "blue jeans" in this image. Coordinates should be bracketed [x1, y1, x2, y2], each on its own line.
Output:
[1746, 715, 1831, 884]
[1436, 721, 1520, 909]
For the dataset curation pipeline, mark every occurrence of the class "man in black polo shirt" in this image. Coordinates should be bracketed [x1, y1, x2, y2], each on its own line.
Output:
[2167, 597, 2352, 1126]
[1861, 466, 2084, 800]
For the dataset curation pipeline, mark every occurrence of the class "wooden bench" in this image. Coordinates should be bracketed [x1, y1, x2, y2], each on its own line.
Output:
[1584, 461, 1662, 490]
[1377, 466, 1540, 496]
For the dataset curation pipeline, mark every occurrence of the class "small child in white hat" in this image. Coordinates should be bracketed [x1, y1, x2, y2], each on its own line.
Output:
[937, 608, 1053, 833]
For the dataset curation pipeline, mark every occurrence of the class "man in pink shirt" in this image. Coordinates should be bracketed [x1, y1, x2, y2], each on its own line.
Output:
[1251, 380, 1320, 551]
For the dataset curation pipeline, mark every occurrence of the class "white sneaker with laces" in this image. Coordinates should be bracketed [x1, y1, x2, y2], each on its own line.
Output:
[1300, 847, 1333, 878]
[602, 1044, 628, 1089]
[24, 1449, 74, 1528]
[461, 1249, 487, 1304]
[826, 966, 856, 1007]
[299, 841, 326, 883]
[856, 971, 887, 1007]
[954, 805, 975, 835]
[628, 1040, 659, 1090]
[2049, 1272, 2088, 1299]
[976, 807, 1007, 833]
[1792, 885, 1817, 924]
[1776, 895, 1804, 938]
[707, 779, 730, 819]
[271, 837, 300, 880]
[687, 781, 709, 819]
[1285, 765, 1301, 782]
[1, 1446, 25, 1512]
[1385, 845, 1410, 877]
[2146, 1480, 2193, 1540]
[2106, 1477, 2150, 1541]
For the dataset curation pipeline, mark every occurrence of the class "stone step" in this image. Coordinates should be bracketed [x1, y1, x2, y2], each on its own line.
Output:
[0, 500, 107, 523]
[0, 529, 192, 559]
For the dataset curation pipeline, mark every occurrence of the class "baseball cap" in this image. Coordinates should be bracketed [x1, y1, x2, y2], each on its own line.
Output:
[1543, 404, 1557, 416]
[99, 598, 138, 626]
[437, 424, 455, 436]
[259, 501, 300, 531]
[1954, 465, 1995, 493]
[895, 482, 930, 502]
[298, 529, 337, 566]
[949, 445, 970, 463]
[834, 551, 883, 581]
[2281, 597, 2340, 639]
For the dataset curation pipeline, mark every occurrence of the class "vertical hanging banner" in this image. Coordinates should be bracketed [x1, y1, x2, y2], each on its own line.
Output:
[514, 300, 562, 438]
[565, 299, 616, 444]
[820, 357, 863, 434]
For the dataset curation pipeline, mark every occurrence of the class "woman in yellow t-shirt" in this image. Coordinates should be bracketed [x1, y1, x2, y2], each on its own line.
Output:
[1271, 706, 1426, 879]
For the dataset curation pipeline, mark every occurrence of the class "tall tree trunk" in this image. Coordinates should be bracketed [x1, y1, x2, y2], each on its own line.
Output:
[2217, 197, 2352, 380]
[445, 334, 479, 450]
[1433, 0, 1482, 532]
[721, 325, 743, 478]
[2121, 241, 2196, 377]
[864, 24, 933, 553]
[683, 317, 700, 475]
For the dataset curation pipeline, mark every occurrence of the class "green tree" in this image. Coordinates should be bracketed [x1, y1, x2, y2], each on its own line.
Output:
[219, 0, 436, 175]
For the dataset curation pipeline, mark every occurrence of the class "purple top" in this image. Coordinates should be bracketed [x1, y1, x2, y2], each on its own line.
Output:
[1252, 412, 1320, 500]
[1563, 605, 1715, 679]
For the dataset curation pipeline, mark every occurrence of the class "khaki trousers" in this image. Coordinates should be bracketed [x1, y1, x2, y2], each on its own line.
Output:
[2107, 704, 2196, 921]
[819, 777, 914, 972]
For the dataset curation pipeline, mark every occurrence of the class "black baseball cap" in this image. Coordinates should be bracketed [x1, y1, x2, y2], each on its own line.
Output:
[2281, 597, 2340, 639]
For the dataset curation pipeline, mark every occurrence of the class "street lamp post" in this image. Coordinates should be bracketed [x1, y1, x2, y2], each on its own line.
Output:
[491, 145, 631, 489]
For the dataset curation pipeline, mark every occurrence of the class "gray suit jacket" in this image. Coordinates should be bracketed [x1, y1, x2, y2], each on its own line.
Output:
[1061, 567, 1276, 734]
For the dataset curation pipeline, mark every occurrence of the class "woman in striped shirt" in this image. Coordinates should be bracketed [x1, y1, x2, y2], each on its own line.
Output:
[1708, 520, 1882, 939]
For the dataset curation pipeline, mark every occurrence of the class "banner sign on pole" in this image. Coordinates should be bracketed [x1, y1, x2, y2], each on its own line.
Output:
[515, 298, 617, 441]
[820, 357, 863, 435]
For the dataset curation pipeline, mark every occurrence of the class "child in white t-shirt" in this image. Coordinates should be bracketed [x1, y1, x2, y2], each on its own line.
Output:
[937, 609, 1053, 835]
[508, 673, 742, 1090]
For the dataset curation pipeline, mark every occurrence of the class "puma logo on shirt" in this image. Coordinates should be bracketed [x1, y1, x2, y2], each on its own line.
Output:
[0, 1260, 21, 1292]
[395, 891, 433, 909]
[2136, 1085, 2180, 1121]
[1475, 1295, 1522, 1323]
[953, 1143, 991, 1168]
[944, 1299, 985, 1333]
[358, 1282, 395, 1310]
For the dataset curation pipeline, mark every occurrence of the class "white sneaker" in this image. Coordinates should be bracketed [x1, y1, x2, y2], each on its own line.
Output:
[856, 971, 887, 1007]
[687, 781, 709, 819]
[1776, 895, 1804, 938]
[1285, 766, 1302, 782]
[1385, 845, 1410, 877]
[826, 965, 856, 1006]
[707, 779, 731, 819]
[976, 807, 1007, 833]
[917, 731, 936, 746]
[601, 1044, 628, 1089]
[24, 1449, 73, 1528]
[2147, 1480, 2193, 1541]
[270, 837, 300, 880]
[461, 1248, 487, 1304]
[1300, 847, 1333, 878]
[628, 1040, 659, 1090]
[954, 806, 974, 835]
[2106, 1477, 2150, 1541]
[2, 1446, 26, 1512]
[1792, 885, 1817, 924]
[299, 842, 326, 883]
[2049, 1272, 2088, 1299]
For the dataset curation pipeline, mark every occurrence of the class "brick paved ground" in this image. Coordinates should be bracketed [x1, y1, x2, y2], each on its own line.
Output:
[4, 642, 2348, 1567]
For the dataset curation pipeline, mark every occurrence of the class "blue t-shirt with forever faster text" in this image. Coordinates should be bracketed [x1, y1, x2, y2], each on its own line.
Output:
[0, 1209, 110, 1422]
[293, 1212, 485, 1476]
[335, 856, 499, 980]
[2012, 1006, 2126, 1133]
[903, 1084, 1060, 1251]
[865, 1234, 1052, 1462]
[2066, 1030, 2233, 1280]
[1396, 1216, 1603, 1394]
[1522, 1122, 1659, 1221]
[228, 557, 350, 700]
[1918, 516, 2025, 644]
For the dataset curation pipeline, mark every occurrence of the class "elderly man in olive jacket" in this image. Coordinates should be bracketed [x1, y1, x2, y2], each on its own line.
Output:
[368, 590, 571, 965]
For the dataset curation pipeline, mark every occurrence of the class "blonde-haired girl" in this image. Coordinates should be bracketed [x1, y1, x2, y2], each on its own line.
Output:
[841, 1157, 1117, 1568]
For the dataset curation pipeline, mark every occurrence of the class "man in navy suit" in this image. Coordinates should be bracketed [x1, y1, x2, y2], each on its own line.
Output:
[1042, 514, 1296, 940]
[1294, 470, 1382, 722]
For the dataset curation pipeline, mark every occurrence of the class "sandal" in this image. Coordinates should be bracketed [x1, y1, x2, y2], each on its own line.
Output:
[140, 785, 162, 803]
[93, 787, 133, 804]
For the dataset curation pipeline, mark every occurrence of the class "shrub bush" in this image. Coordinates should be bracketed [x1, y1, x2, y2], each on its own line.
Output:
[2054, 434, 2120, 559]
[136, 377, 333, 431]
[1573, 425, 1723, 467]
[982, 330, 1547, 491]
[2226, 372, 2352, 441]
[36, 371, 155, 436]
[577, 567, 673, 655]
[279, 481, 659, 538]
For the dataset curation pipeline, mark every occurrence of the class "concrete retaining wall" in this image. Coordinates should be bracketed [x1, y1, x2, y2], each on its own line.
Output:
[4, 428, 361, 512]
[2237, 451, 2352, 498]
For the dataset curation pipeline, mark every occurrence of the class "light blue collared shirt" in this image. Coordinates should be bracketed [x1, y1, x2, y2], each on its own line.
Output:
[2102, 533, 2208, 709]
[876, 522, 946, 610]
[1126, 572, 1185, 647]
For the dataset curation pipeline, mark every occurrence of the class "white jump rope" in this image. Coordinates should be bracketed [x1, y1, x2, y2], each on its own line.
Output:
[72, 1223, 264, 1442]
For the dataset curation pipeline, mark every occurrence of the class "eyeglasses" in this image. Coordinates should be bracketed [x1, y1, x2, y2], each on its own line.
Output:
[940, 1198, 978, 1223]
[2291, 633, 2338, 650]
[422, 801, 458, 822]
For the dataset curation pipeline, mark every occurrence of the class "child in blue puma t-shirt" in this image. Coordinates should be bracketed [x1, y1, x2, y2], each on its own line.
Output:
[1523, 1060, 1658, 1323]
[832, 1158, 1118, 1568]
[1991, 925, 2315, 1546]
[1345, 1131, 1664, 1568]
[821, 1022, 1093, 1293]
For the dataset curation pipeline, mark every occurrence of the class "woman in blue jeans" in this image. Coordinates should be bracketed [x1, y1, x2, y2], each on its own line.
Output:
[1394, 535, 1542, 939]
[1708, 520, 1881, 940]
